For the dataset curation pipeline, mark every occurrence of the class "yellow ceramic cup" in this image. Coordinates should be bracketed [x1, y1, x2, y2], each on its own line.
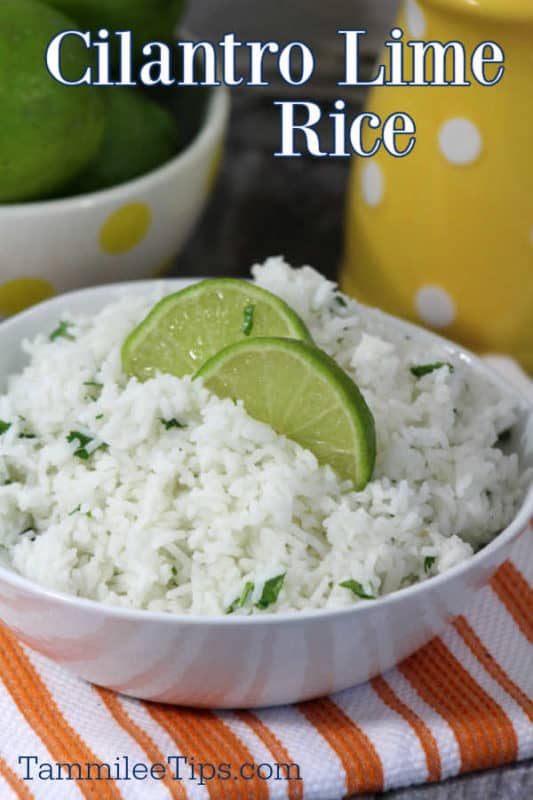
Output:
[342, 0, 533, 372]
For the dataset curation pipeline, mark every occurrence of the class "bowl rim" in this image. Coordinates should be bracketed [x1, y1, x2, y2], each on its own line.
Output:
[0, 277, 531, 627]
[0, 86, 230, 217]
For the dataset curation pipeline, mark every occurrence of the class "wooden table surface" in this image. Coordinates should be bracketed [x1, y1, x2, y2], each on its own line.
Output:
[171, 89, 532, 800]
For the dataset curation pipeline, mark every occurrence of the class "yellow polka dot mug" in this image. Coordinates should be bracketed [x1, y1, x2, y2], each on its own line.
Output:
[342, 0, 533, 373]
[0, 88, 228, 320]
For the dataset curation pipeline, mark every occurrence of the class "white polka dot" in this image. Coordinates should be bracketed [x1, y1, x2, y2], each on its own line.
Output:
[361, 162, 384, 207]
[406, 0, 426, 38]
[415, 286, 456, 328]
[439, 118, 482, 166]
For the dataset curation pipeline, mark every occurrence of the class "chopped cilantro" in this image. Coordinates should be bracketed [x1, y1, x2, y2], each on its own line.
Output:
[19, 433, 36, 440]
[84, 381, 103, 402]
[67, 431, 107, 460]
[67, 431, 92, 448]
[335, 295, 347, 308]
[339, 579, 375, 600]
[410, 363, 454, 378]
[50, 321, 75, 342]
[242, 304, 255, 336]
[95, 414, 104, 421]
[256, 574, 285, 609]
[226, 581, 255, 614]
[72, 448, 90, 461]
[497, 428, 512, 445]
[0, 421, 12, 435]
[424, 556, 436, 574]
[69, 505, 81, 516]
[161, 418, 186, 431]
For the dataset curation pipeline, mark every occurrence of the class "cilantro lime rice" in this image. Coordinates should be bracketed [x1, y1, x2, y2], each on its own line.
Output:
[0, 259, 529, 615]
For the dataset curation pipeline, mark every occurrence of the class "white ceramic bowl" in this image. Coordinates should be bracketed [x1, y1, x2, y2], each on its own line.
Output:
[0, 90, 229, 318]
[0, 280, 531, 709]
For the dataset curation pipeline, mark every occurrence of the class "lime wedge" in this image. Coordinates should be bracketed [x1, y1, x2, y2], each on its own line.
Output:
[122, 279, 312, 380]
[196, 338, 376, 489]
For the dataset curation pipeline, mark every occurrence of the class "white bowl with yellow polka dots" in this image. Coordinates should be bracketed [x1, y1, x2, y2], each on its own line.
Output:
[0, 86, 229, 318]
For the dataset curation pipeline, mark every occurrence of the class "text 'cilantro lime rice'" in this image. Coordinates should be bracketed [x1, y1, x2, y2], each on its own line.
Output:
[0, 260, 529, 615]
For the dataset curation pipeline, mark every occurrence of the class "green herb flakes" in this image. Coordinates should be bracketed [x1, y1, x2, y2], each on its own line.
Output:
[497, 428, 512, 446]
[424, 556, 436, 574]
[50, 321, 75, 342]
[161, 418, 186, 431]
[242, 304, 255, 336]
[410, 363, 454, 379]
[339, 579, 375, 600]
[69, 505, 81, 516]
[84, 381, 103, 402]
[226, 581, 254, 614]
[256, 574, 285, 609]
[0, 421, 12, 435]
[335, 295, 347, 308]
[67, 431, 107, 461]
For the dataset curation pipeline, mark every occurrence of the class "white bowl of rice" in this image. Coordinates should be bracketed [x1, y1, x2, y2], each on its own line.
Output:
[0, 258, 531, 708]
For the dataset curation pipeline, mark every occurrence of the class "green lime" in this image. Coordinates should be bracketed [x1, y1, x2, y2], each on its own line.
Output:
[73, 89, 178, 194]
[46, 0, 186, 49]
[122, 279, 313, 381]
[0, 0, 105, 203]
[196, 338, 376, 490]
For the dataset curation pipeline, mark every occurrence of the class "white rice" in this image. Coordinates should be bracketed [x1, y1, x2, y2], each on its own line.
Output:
[0, 259, 529, 615]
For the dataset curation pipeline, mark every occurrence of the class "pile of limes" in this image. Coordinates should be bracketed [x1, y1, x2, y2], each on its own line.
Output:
[0, 0, 185, 203]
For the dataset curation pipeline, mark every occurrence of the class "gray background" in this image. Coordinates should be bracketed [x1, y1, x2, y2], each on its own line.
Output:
[185, 0, 399, 93]
[176, 0, 403, 281]
[176, 3, 532, 797]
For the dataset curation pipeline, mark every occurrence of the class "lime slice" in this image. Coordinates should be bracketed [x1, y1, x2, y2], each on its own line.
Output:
[122, 279, 312, 380]
[196, 338, 376, 490]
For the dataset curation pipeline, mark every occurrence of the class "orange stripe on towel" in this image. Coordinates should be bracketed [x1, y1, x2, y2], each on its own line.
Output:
[235, 711, 304, 800]
[452, 616, 533, 723]
[491, 562, 533, 644]
[149, 706, 231, 800]
[0, 756, 34, 800]
[0, 625, 123, 800]
[371, 676, 441, 783]
[298, 697, 383, 795]
[148, 705, 269, 800]
[400, 638, 518, 773]
[97, 689, 186, 800]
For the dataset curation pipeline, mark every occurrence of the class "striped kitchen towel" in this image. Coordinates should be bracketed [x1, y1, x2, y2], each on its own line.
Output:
[0, 359, 530, 800]
[0, 532, 530, 799]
